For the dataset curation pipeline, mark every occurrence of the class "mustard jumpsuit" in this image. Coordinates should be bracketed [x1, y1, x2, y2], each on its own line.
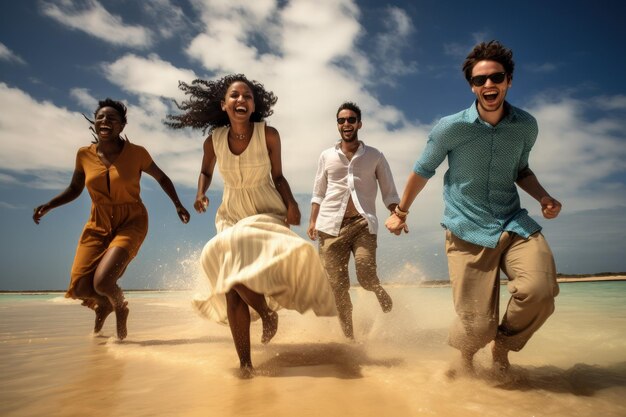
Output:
[66, 141, 152, 298]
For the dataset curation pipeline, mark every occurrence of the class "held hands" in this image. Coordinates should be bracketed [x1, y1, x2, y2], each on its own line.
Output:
[540, 196, 562, 219]
[32, 204, 51, 224]
[285, 202, 301, 226]
[176, 205, 191, 224]
[385, 213, 409, 236]
[194, 194, 209, 214]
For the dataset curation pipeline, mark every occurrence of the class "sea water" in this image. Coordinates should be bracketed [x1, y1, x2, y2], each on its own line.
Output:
[1, 282, 625, 417]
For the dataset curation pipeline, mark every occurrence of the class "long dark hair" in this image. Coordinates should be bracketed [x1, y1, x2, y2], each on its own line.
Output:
[165, 74, 277, 134]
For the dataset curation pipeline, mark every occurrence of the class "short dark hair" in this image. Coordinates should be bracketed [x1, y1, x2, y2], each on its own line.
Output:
[462, 40, 514, 83]
[165, 74, 277, 133]
[95, 98, 127, 124]
[336, 101, 362, 121]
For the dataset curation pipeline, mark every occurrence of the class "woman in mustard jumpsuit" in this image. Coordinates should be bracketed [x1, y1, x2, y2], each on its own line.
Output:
[33, 99, 190, 340]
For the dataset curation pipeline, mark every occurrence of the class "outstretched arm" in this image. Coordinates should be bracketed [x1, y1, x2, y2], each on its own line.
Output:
[516, 167, 562, 219]
[144, 162, 190, 224]
[265, 126, 301, 225]
[194, 136, 217, 214]
[385, 172, 429, 235]
[33, 163, 85, 224]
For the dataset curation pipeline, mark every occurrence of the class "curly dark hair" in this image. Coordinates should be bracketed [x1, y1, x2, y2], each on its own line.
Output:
[462, 40, 515, 84]
[164, 74, 278, 134]
[95, 98, 128, 124]
[336, 101, 362, 121]
[83, 98, 128, 143]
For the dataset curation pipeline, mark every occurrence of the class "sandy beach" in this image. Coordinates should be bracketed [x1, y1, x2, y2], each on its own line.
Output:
[1, 281, 625, 417]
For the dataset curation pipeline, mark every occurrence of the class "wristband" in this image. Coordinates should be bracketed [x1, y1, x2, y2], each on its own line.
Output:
[394, 205, 409, 218]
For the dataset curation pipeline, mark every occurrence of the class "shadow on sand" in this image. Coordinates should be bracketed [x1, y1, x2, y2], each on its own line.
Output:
[487, 361, 626, 396]
[254, 342, 403, 379]
[97, 335, 233, 346]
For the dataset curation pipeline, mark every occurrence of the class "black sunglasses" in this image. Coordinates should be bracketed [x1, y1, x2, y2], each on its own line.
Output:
[337, 117, 358, 124]
[470, 72, 507, 87]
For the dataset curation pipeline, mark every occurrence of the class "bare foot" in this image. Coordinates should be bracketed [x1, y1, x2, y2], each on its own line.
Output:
[238, 365, 255, 379]
[261, 311, 278, 344]
[374, 287, 393, 313]
[492, 342, 510, 374]
[115, 301, 129, 340]
[94, 301, 113, 333]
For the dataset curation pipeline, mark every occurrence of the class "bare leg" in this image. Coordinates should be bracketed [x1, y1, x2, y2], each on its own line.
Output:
[73, 276, 114, 333]
[232, 284, 278, 344]
[93, 247, 131, 340]
[226, 290, 254, 377]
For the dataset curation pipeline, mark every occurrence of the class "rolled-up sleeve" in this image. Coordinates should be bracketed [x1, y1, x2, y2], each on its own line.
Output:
[413, 124, 448, 179]
[375, 153, 400, 207]
[311, 153, 327, 205]
[517, 119, 538, 172]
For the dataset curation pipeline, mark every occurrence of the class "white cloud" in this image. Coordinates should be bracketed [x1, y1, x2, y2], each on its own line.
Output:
[521, 95, 626, 213]
[102, 53, 198, 102]
[70, 88, 98, 111]
[0, 42, 26, 65]
[141, 0, 189, 39]
[0, 83, 199, 189]
[2, 0, 624, 224]
[372, 6, 417, 82]
[524, 62, 558, 73]
[593, 95, 626, 111]
[40, 0, 153, 48]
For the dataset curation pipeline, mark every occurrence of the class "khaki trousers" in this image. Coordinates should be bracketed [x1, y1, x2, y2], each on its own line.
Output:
[318, 216, 380, 311]
[445, 230, 559, 353]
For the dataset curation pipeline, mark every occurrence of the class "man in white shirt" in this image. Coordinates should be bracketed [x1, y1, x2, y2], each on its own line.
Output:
[308, 102, 400, 339]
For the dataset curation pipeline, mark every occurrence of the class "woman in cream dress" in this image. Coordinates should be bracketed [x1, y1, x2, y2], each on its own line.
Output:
[167, 75, 336, 376]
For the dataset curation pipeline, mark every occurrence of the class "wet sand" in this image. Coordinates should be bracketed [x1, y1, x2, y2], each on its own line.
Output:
[1, 283, 625, 417]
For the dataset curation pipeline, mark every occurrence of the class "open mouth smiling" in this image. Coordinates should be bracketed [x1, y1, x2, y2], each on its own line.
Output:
[235, 106, 248, 114]
[483, 91, 499, 103]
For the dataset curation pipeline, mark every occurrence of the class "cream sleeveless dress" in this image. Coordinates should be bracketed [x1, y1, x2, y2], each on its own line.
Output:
[193, 122, 337, 324]
[194, 214, 337, 324]
[213, 122, 286, 232]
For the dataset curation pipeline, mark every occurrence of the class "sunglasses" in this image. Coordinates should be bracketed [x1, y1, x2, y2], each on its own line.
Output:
[337, 117, 358, 124]
[470, 72, 507, 87]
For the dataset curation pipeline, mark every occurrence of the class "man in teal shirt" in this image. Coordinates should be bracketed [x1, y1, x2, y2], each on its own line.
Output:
[386, 40, 562, 373]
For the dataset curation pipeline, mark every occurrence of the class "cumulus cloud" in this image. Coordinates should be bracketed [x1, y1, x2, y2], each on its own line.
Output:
[40, 0, 153, 48]
[2, 0, 624, 220]
[522, 96, 626, 212]
[0, 83, 199, 189]
[0, 42, 26, 65]
[102, 53, 198, 101]
[372, 6, 418, 82]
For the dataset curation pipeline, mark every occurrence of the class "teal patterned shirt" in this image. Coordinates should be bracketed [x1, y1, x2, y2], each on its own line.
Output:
[413, 101, 541, 248]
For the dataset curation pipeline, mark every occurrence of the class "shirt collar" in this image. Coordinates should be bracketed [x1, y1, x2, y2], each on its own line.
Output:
[334, 140, 364, 156]
[467, 100, 516, 125]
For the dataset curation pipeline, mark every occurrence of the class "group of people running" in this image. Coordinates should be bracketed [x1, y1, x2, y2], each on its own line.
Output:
[33, 40, 561, 379]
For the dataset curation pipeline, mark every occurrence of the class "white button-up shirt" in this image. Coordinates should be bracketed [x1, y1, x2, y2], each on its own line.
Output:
[312, 141, 400, 236]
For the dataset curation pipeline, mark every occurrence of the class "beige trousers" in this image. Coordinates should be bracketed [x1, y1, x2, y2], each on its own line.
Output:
[445, 230, 559, 353]
[318, 216, 381, 307]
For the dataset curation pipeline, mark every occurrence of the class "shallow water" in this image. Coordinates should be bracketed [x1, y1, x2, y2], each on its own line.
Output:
[1, 282, 625, 417]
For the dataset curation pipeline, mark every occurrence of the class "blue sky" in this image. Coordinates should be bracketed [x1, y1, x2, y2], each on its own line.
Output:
[1, 0, 625, 291]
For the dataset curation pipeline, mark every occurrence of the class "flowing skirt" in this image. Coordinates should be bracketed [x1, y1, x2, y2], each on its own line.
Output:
[193, 214, 337, 324]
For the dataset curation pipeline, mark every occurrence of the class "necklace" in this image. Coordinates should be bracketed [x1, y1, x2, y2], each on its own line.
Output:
[230, 127, 249, 141]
